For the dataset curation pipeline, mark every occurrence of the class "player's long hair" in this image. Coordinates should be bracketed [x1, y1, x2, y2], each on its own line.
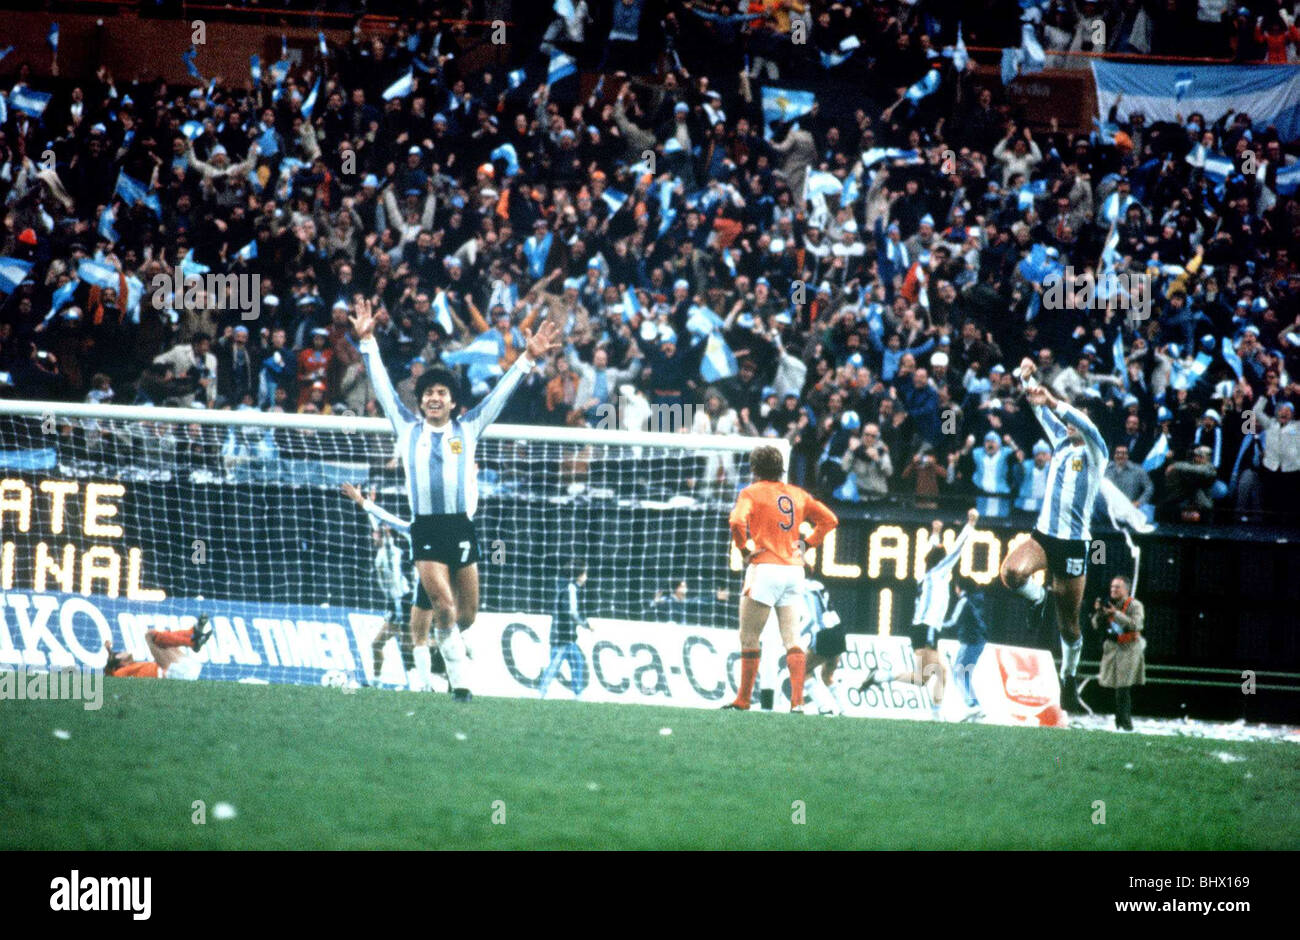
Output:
[750, 445, 784, 481]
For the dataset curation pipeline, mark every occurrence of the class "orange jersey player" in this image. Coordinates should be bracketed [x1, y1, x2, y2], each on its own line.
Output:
[103, 616, 213, 680]
[724, 445, 838, 713]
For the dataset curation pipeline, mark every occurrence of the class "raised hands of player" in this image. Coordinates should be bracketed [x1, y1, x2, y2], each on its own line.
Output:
[349, 298, 377, 341]
[1026, 384, 1050, 407]
[523, 319, 563, 361]
[341, 482, 365, 506]
[1017, 356, 1037, 381]
[967, 507, 979, 525]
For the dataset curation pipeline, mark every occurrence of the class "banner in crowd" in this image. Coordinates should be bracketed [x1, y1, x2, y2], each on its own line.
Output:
[1091, 62, 1300, 142]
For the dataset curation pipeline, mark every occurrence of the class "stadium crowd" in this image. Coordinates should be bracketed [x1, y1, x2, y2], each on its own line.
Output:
[1, 0, 1298, 525]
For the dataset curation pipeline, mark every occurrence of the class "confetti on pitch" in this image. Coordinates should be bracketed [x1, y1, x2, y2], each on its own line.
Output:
[1214, 751, 1245, 764]
[52, 729, 71, 740]
[1124, 762, 1134, 770]
[406, 711, 415, 717]
[454, 732, 468, 741]
[659, 727, 673, 736]
[586, 782, 600, 791]
[212, 802, 238, 820]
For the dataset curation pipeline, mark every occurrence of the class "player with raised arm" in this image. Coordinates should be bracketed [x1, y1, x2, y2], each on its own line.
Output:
[1000, 356, 1109, 713]
[350, 298, 562, 702]
[340, 482, 439, 690]
[724, 445, 838, 713]
[861, 508, 979, 721]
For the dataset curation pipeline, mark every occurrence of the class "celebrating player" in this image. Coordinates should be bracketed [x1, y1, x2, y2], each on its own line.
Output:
[350, 297, 562, 702]
[796, 579, 850, 715]
[340, 482, 440, 690]
[861, 508, 978, 720]
[724, 444, 838, 713]
[1000, 357, 1109, 713]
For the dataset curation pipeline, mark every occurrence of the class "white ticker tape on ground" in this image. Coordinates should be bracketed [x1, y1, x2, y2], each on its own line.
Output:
[659, 728, 672, 736]
[212, 802, 238, 820]
[52, 729, 71, 740]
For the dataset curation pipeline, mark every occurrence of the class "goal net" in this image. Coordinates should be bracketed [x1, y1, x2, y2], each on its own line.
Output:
[0, 400, 781, 689]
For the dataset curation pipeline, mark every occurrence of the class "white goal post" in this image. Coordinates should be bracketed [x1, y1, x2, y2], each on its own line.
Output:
[0, 398, 788, 687]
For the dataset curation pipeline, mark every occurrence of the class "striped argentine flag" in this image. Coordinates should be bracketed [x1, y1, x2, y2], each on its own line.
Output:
[382, 71, 414, 101]
[1275, 162, 1300, 196]
[431, 290, 455, 336]
[699, 331, 737, 383]
[548, 52, 576, 85]
[1033, 401, 1108, 542]
[1142, 433, 1169, 473]
[0, 257, 34, 294]
[77, 259, 120, 290]
[8, 86, 52, 118]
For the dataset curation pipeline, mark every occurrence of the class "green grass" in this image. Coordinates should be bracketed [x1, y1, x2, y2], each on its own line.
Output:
[2, 678, 1296, 850]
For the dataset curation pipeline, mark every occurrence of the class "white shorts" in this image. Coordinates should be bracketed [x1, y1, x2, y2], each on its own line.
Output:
[164, 654, 202, 681]
[743, 564, 805, 609]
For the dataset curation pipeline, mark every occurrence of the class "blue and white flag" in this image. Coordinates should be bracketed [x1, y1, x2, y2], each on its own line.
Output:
[179, 250, 210, 283]
[905, 68, 942, 104]
[862, 147, 920, 169]
[1112, 330, 1126, 382]
[490, 143, 519, 177]
[1142, 432, 1169, 472]
[0, 92, 7, 126]
[236, 240, 258, 262]
[1092, 61, 1300, 142]
[8, 86, 52, 118]
[1170, 351, 1212, 391]
[0, 46, 12, 64]
[949, 23, 969, 72]
[250, 55, 263, 86]
[554, 0, 577, 19]
[507, 68, 527, 90]
[1017, 178, 1048, 210]
[1020, 22, 1046, 73]
[114, 171, 161, 216]
[686, 304, 724, 338]
[181, 120, 203, 140]
[699, 330, 738, 383]
[98, 205, 119, 243]
[443, 335, 504, 384]
[621, 288, 642, 321]
[804, 169, 843, 201]
[382, 70, 414, 101]
[1274, 161, 1300, 195]
[820, 35, 861, 70]
[302, 78, 321, 119]
[431, 290, 455, 336]
[1221, 336, 1243, 379]
[76, 259, 121, 290]
[548, 51, 577, 85]
[48, 23, 59, 53]
[182, 46, 202, 81]
[0, 257, 33, 294]
[1101, 191, 1138, 224]
[841, 172, 861, 206]
[761, 86, 816, 134]
[318, 32, 328, 57]
[1200, 155, 1235, 182]
[50, 276, 79, 314]
[601, 189, 628, 214]
[256, 123, 280, 157]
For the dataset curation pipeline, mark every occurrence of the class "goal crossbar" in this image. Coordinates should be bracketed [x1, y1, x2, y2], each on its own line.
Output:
[0, 399, 787, 458]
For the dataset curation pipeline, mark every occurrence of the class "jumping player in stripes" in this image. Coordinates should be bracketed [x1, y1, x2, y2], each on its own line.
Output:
[351, 298, 562, 702]
[1000, 357, 1109, 713]
[724, 445, 839, 713]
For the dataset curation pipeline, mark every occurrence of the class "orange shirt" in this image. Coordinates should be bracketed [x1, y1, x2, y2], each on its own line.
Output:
[109, 661, 160, 678]
[729, 480, 838, 566]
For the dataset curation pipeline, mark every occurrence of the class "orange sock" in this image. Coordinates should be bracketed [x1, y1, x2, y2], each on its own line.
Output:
[787, 647, 807, 708]
[734, 648, 761, 707]
[150, 628, 194, 649]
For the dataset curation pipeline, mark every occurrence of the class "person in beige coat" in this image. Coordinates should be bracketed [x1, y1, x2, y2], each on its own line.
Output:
[1090, 574, 1145, 731]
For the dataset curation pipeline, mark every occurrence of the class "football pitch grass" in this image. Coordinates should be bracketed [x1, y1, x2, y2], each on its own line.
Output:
[3, 678, 1297, 850]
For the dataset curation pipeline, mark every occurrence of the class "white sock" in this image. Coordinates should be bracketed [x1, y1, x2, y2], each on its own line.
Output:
[1060, 634, 1082, 677]
[1016, 578, 1045, 604]
[435, 626, 468, 691]
[808, 678, 834, 713]
[828, 680, 848, 713]
[412, 646, 432, 690]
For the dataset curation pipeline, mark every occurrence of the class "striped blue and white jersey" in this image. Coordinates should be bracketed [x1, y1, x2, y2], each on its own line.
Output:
[360, 337, 533, 519]
[362, 500, 412, 604]
[1032, 401, 1108, 541]
[914, 522, 975, 628]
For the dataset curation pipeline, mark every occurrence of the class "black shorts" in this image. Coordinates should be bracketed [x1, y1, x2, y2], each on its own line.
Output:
[811, 625, 847, 659]
[409, 514, 480, 569]
[1032, 529, 1089, 581]
[903, 622, 936, 652]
